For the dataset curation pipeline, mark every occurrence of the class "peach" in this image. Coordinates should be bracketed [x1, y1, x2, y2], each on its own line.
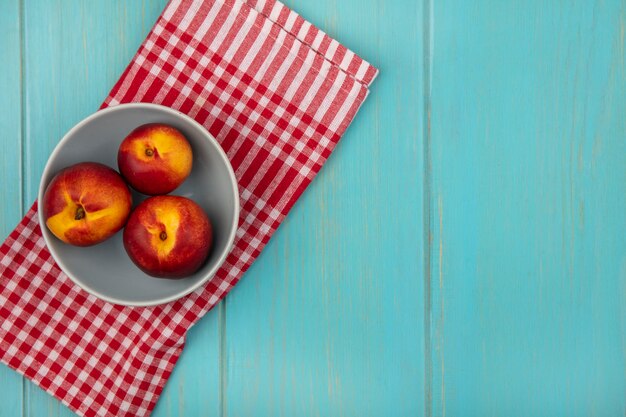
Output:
[123, 195, 212, 278]
[42, 162, 132, 246]
[117, 123, 192, 195]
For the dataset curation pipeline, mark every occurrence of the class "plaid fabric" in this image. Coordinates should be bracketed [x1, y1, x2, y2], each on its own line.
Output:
[0, 0, 377, 416]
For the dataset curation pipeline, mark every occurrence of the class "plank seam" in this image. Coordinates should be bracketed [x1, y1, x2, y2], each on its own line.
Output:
[422, 0, 433, 415]
[19, 0, 26, 415]
[19, 0, 25, 217]
[219, 302, 227, 417]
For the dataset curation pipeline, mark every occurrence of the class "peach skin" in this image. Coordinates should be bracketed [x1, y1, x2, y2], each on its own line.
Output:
[42, 162, 132, 246]
[123, 195, 213, 278]
[117, 123, 193, 195]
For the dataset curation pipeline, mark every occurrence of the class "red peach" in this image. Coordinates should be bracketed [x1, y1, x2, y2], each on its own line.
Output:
[117, 123, 193, 195]
[42, 162, 132, 246]
[123, 195, 212, 278]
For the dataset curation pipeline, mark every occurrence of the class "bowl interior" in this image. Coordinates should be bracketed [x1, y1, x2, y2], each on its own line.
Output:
[39, 104, 239, 306]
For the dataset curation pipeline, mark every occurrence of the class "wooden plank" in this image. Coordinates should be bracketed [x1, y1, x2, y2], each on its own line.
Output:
[22, 0, 169, 203]
[20, 1, 219, 416]
[152, 311, 222, 416]
[223, 0, 426, 416]
[0, 0, 25, 416]
[429, 1, 626, 416]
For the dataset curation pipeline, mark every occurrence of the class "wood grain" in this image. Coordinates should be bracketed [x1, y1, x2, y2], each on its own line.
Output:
[429, 1, 626, 416]
[222, 1, 425, 415]
[0, 1, 25, 416]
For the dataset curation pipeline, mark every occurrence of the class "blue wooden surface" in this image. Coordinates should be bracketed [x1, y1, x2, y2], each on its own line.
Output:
[429, 2, 626, 416]
[0, 0, 624, 416]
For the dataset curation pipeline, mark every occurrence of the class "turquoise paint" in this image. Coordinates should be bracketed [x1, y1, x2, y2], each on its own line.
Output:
[0, 0, 23, 237]
[429, 1, 626, 416]
[1, 0, 625, 416]
[0, 1, 25, 417]
[223, 0, 424, 415]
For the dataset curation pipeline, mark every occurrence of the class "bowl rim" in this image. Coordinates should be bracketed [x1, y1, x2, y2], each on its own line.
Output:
[38, 103, 240, 307]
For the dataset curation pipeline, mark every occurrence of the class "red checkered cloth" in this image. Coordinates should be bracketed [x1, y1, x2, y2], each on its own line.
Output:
[0, 0, 376, 415]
